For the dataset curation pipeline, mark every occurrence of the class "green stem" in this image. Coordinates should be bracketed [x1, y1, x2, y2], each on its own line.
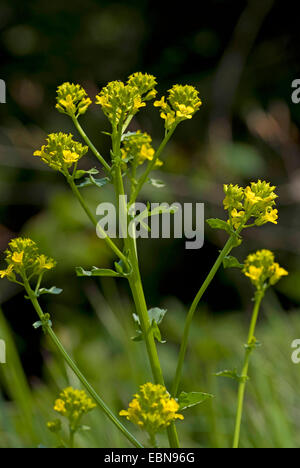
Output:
[171, 235, 236, 397]
[232, 291, 264, 449]
[67, 177, 129, 266]
[129, 125, 177, 205]
[23, 278, 143, 448]
[71, 116, 111, 173]
[112, 131, 180, 448]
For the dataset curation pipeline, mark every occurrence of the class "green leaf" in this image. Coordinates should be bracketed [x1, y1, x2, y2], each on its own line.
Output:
[214, 369, 247, 382]
[148, 307, 167, 325]
[148, 178, 166, 188]
[121, 131, 138, 142]
[75, 266, 123, 278]
[131, 309, 167, 344]
[37, 287, 63, 296]
[178, 391, 214, 411]
[74, 168, 99, 180]
[76, 175, 110, 189]
[206, 218, 231, 234]
[151, 321, 166, 344]
[223, 255, 244, 269]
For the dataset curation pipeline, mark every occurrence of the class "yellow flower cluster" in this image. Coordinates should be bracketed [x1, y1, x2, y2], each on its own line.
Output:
[96, 72, 157, 128]
[121, 131, 162, 167]
[243, 250, 288, 290]
[154, 84, 202, 129]
[56, 82, 92, 117]
[34, 133, 88, 173]
[0, 237, 56, 282]
[53, 387, 96, 431]
[119, 383, 183, 436]
[224, 180, 278, 231]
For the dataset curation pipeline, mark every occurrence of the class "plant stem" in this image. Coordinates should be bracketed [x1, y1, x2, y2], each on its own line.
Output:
[72, 116, 111, 173]
[171, 235, 236, 397]
[23, 278, 143, 448]
[67, 177, 129, 266]
[232, 291, 264, 449]
[112, 130, 180, 448]
[129, 125, 176, 205]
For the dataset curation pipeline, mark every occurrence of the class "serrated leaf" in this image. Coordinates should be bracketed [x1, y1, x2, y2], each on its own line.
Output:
[37, 287, 63, 296]
[206, 218, 231, 233]
[148, 178, 166, 188]
[223, 255, 244, 269]
[178, 391, 214, 411]
[75, 266, 123, 278]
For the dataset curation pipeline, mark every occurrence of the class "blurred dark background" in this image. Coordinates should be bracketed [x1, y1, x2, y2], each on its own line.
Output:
[1, 0, 300, 448]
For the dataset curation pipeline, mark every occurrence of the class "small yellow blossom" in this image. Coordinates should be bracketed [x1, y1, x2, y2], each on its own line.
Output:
[1, 237, 56, 284]
[155, 84, 202, 130]
[269, 263, 288, 285]
[120, 383, 184, 437]
[62, 150, 80, 165]
[96, 73, 156, 128]
[121, 131, 161, 167]
[34, 133, 88, 173]
[54, 399, 66, 415]
[0, 264, 15, 279]
[52, 387, 96, 433]
[11, 251, 24, 264]
[230, 209, 245, 230]
[36, 254, 56, 272]
[56, 82, 92, 117]
[222, 180, 278, 232]
[243, 250, 288, 290]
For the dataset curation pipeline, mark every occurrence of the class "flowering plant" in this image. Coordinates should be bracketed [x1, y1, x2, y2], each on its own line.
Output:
[0, 72, 288, 448]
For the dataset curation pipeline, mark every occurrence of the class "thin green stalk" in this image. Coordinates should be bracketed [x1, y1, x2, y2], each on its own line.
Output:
[171, 235, 237, 397]
[67, 177, 129, 266]
[129, 125, 177, 205]
[232, 291, 264, 449]
[112, 131, 180, 448]
[71, 115, 111, 173]
[23, 278, 143, 448]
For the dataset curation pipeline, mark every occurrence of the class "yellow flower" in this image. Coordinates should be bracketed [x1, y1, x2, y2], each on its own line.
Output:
[0, 264, 15, 279]
[230, 209, 245, 230]
[154, 97, 167, 110]
[120, 383, 184, 437]
[243, 250, 288, 290]
[121, 131, 156, 166]
[244, 186, 263, 207]
[222, 181, 278, 232]
[62, 150, 80, 164]
[33, 133, 88, 173]
[36, 254, 56, 272]
[256, 207, 278, 226]
[56, 82, 92, 117]
[269, 263, 288, 285]
[54, 399, 66, 415]
[96, 75, 153, 128]
[1, 237, 57, 284]
[244, 265, 264, 283]
[11, 251, 24, 264]
[154, 84, 202, 130]
[176, 104, 194, 119]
